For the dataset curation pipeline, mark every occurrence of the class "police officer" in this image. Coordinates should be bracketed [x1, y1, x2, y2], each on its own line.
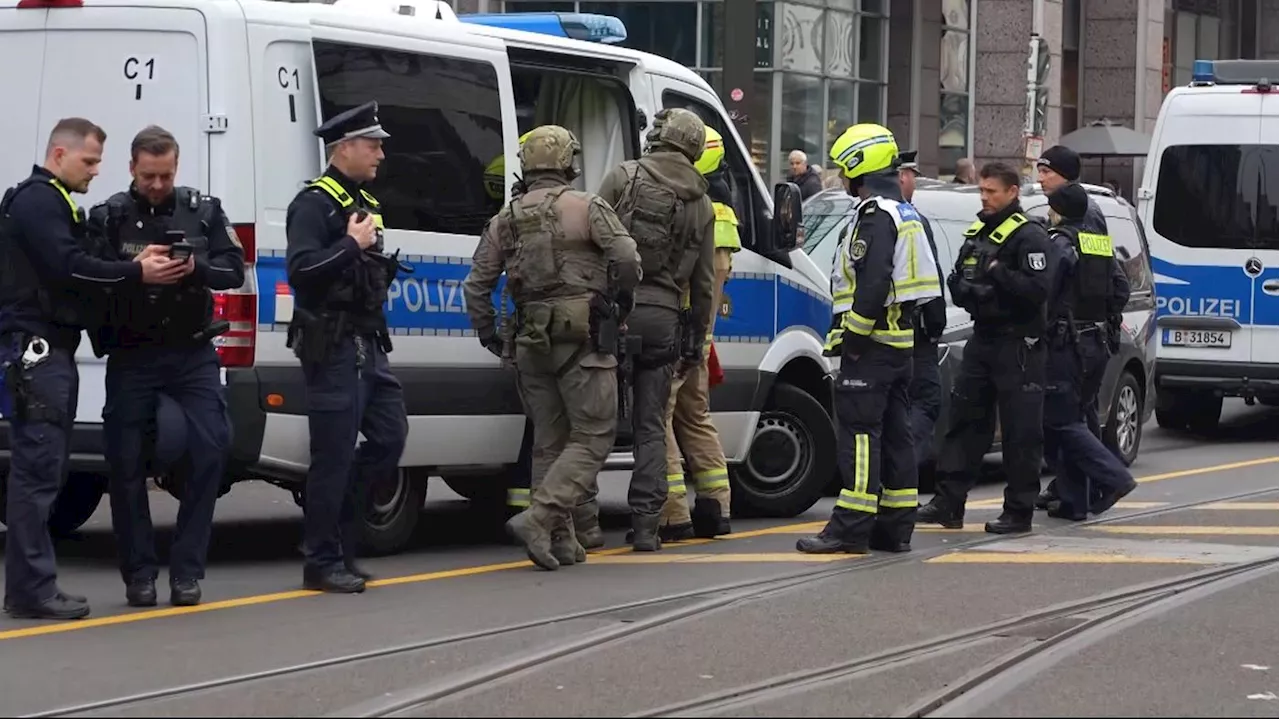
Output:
[658, 126, 740, 542]
[88, 125, 245, 608]
[0, 118, 182, 620]
[796, 125, 942, 554]
[1034, 144, 1119, 509]
[919, 161, 1053, 534]
[463, 125, 641, 570]
[897, 151, 948, 467]
[593, 108, 717, 552]
[1041, 183, 1136, 519]
[285, 101, 409, 593]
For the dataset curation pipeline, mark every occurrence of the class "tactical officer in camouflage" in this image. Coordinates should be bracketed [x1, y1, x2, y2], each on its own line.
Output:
[463, 125, 641, 571]
[592, 107, 718, 552]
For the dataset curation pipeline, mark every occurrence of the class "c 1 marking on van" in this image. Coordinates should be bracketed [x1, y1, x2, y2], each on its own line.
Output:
[123, 56, 156, 99]
[277, 66, 301, 123]
[1155, 295, 1242, 318]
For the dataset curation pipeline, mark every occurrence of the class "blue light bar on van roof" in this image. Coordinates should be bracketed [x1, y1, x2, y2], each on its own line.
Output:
[1190, 58, 1280, 87]
[459, 12, 628, 44]
[1191, 59, 1216, 83]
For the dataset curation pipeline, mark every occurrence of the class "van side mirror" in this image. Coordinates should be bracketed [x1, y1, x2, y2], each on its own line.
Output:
[771, 181, 803, 252]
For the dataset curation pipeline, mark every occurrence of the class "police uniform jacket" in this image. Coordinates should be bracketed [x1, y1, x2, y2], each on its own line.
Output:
[0, 166, 142, 350]
[87, 186, 245, 349]
[284, 166, 388, 329]
[948, 200, 1053, 339]
[1046, 218, 1131, 327]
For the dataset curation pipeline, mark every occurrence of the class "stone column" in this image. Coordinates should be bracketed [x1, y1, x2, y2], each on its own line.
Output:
[1263, 0, 1279, 60]
[1080, 0, 1160, 194]
[887, 0, 943, 176]
[972, 0, 1063, 171]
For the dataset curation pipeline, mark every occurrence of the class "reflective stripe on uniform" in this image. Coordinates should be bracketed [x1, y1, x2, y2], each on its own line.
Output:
[835, 489, 878, 514]
[310, 177, 383, 228]
[1077, 232, 1113, 257]
[667, 474, 687, 495]
[693, 467, 730, 492]
[834, 434, 878, 514]
[49, 179, 82, 223]
[879, 487, 918, 509]
[507, 487, 531, 508]
[712, 201, 742, 252]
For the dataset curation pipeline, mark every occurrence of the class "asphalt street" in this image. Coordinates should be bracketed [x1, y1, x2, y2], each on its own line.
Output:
[0, 399, 1276, 717]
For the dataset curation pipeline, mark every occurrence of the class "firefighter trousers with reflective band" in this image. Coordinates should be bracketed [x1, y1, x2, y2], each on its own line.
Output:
[1043, 333, 1132, 515]
[505, 420, 535, 512]
[823, 341, 918, 546]
[933, 334, 1046, 518]
[662, 247, 733, 526]
[3, 347, 77, 608]
[302, 337, 408, 572]
[516, 341, 618, 536]
[104, 343, 229, 583]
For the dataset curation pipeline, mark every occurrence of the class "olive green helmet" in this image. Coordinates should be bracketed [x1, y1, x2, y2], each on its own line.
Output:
[518, 125, 581, 173]
[645, 108, 706, 162]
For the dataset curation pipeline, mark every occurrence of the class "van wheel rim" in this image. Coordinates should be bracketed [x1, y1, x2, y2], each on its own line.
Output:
[367, 470, 408, 529]
[1116, 385, 1140, 456]
[745, 412, 811, 489]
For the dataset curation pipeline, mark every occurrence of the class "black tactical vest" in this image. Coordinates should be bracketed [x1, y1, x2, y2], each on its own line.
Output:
[1055, 225, 1113, 323]
[305, 175, 390, 326]
[100, 187, 214, 349]
[0, 176, 90, 331]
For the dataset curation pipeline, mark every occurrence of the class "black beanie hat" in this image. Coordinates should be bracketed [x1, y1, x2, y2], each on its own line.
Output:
[1037, 145, 1082, 182]
[1048, 182, 1089, 221]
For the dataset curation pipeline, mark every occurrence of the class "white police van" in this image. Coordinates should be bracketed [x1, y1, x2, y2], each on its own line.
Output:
[0, 0, 837, 552]
[1138, 58, 1279, 434]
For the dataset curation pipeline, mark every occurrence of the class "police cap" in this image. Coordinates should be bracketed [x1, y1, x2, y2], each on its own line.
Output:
[314, 101, 391, 146]
[897, 150, 922, 176]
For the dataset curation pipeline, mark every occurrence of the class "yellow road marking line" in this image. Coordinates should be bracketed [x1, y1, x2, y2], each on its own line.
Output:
[926, 552, 1209, 565]
[1199, 502, 1279, 511]
[1, 456, 1272, 642]
[1089, 525, 1279, 536]
[966, 456, 1278, 508]
[588, 553, 863, 564]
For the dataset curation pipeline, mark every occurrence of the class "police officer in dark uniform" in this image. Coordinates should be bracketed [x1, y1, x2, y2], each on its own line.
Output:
[897, 151, 948, 466]
[1041, 183, 1136, 519]
[1034, 145, 1120, 509]
[285, 101, 409, 594]
[0, 118, 182, 620]
[919, 162, 1053, 534]
[88, 125, 245, 608]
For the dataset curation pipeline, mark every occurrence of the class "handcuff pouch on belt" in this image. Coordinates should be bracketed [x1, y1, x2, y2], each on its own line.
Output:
[1, 335, 63, 424]
[287, 308, 348, 365]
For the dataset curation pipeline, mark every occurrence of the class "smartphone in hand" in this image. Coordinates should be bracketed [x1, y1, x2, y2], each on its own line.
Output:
[168, 241, 195, 262]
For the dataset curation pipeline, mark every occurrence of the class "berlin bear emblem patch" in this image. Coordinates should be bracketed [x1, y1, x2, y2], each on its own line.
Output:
[1028, 252, 1046, 271]
[850, 238, 868, 261]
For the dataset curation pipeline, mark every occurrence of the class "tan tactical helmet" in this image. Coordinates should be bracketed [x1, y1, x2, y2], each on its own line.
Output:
[645, 108, 706, 162]
[518, 125, 581, 173]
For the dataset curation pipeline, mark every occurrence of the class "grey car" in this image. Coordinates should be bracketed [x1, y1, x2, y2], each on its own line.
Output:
[801, 180, 1157, 474]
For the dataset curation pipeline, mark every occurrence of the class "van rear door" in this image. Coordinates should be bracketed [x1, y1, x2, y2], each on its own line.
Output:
[0, 5, 47, 185]
[35, 5, 210, 422]
[1251, 91, 1279, 367]
[1147, 91, 1265, 367]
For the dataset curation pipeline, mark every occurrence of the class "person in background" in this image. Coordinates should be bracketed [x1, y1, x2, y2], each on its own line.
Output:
[787, 150, 824, 199]
[953, 158, 976, 185]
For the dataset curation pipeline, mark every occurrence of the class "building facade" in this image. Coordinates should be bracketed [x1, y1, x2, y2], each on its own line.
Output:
[441, 0, 1275, 184]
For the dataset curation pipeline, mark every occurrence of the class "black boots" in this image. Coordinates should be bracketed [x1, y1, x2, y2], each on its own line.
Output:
[984, 512, 1033, 534]
[917, 499, 964, 529]
[630, 513, 662, 552]
[691, 497, 731, 539]
[795, 534, 869, 554]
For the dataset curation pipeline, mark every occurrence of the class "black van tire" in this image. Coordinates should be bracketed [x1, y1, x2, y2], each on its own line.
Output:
[1102, 371, 1143, 467]
[731, 383, 835, 518]
[357, 469, 428, 556]
[0, 471, 108, 537]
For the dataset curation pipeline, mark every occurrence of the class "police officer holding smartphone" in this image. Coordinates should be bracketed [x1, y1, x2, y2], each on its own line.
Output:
[0, 118, 181, 620]
[88, 125, 245, 608]
[285, 102, 409, 594]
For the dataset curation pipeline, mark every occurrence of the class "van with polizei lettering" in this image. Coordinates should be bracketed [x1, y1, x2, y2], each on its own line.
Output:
[1139, 58, 1280, 433]
[0, 0, 837, 553]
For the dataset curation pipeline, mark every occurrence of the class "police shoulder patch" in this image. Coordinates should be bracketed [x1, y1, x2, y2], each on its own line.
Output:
[226, 224, 243, 250]
[850, 238, 868, 261]
[1027, 252, 1047, 271]
[861, 203, 877, 216]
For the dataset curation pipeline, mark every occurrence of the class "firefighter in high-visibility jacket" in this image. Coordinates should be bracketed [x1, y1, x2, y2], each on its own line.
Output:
[658, 127, 741, 541]
[796, 124, 942, 554]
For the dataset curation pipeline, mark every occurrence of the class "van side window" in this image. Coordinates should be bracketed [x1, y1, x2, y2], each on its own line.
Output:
[313, 41, 505, 236]
[510, 67, 637, 194]
[1110, 215, 1154, 295]
[1153, 144, 1279, 252]
[660, 91, 762, 250]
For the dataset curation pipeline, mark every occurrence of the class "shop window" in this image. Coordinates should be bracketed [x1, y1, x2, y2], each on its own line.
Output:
[780, 73, 824, 181]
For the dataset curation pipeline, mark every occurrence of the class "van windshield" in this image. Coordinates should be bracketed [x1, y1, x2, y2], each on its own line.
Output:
[1152, 144, 1279, 251]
